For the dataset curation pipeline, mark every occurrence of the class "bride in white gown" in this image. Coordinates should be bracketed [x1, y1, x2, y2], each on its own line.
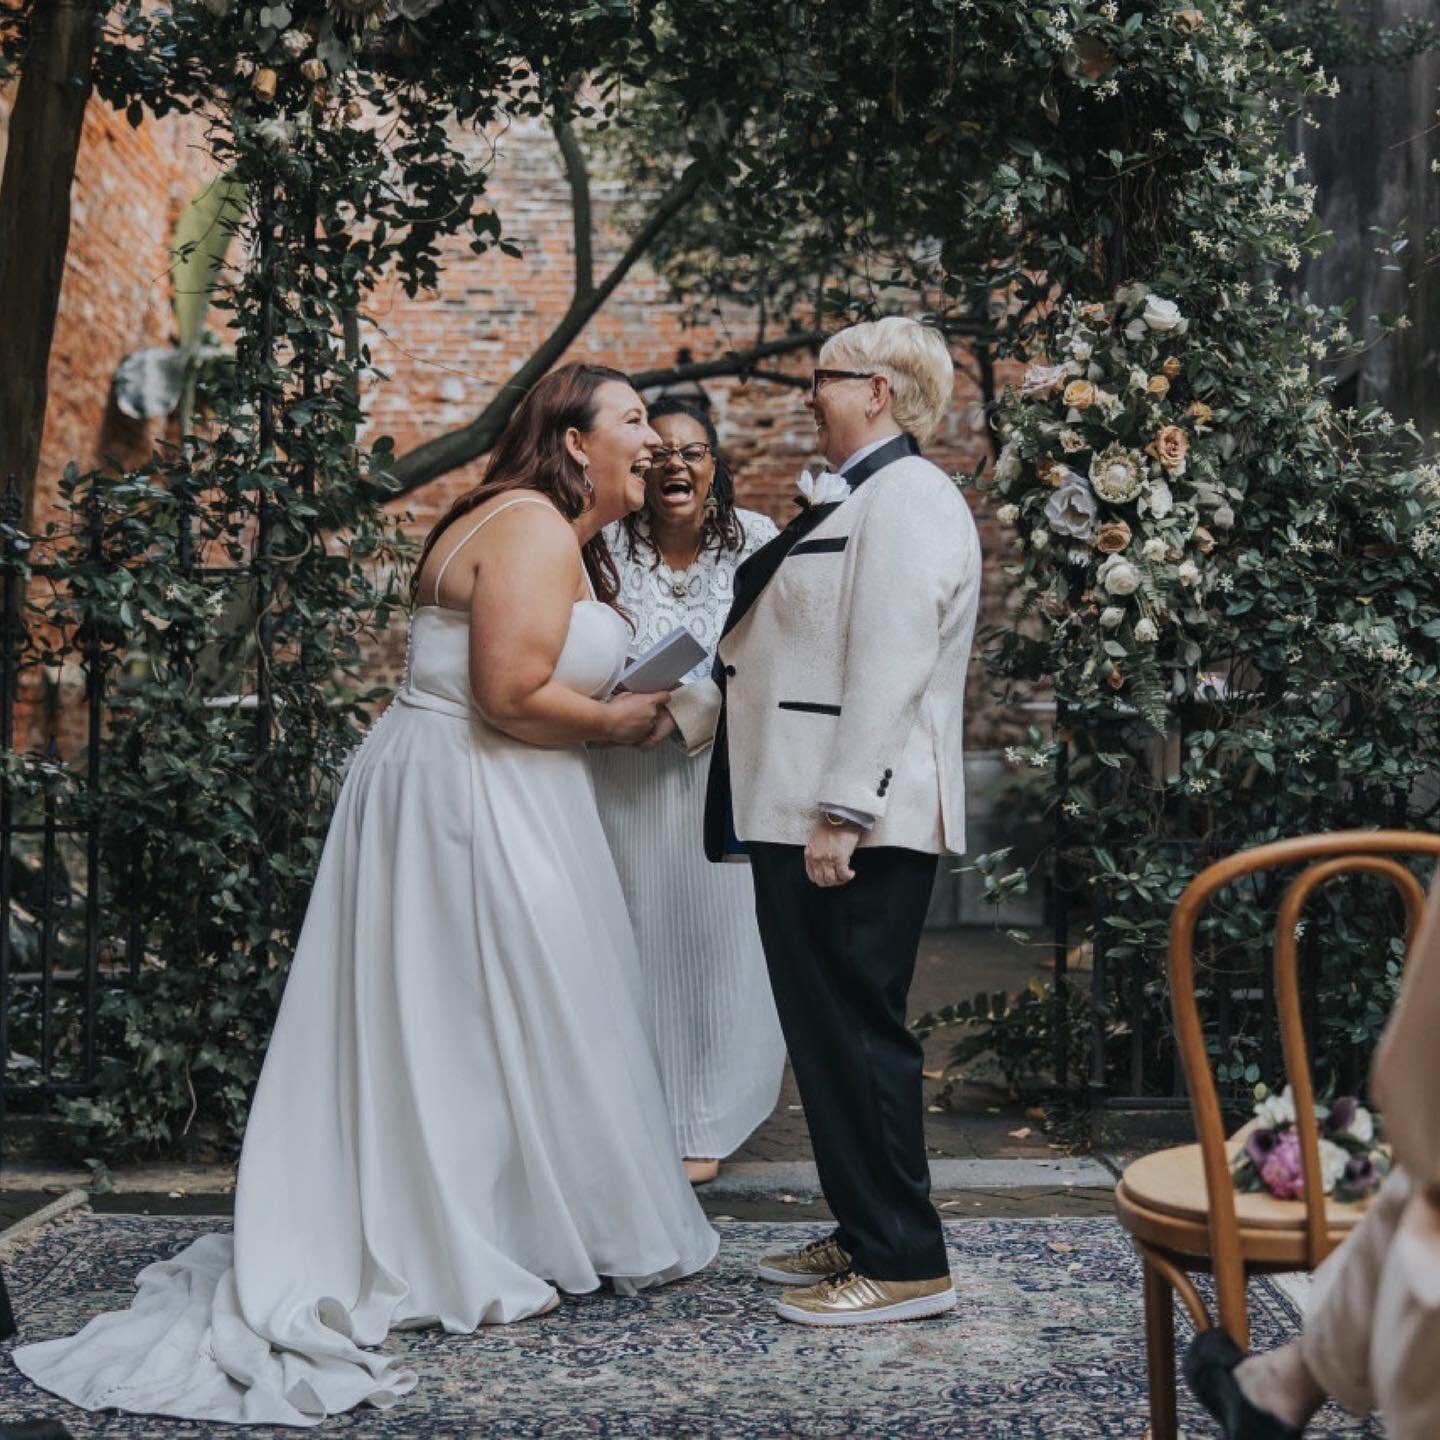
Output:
[13, 363, 719, 1427]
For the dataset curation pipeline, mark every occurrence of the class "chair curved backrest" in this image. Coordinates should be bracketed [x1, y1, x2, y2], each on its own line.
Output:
[1168, 830, 1440, 1340]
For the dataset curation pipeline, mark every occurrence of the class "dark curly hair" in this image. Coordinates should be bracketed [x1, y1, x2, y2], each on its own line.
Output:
[617, 399, 748, 566]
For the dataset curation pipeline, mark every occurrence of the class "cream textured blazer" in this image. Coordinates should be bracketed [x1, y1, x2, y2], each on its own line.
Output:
[666, 454, 981, 856]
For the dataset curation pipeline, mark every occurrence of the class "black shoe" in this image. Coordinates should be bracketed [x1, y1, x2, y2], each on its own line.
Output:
[1183, 1328, 1304, 1439]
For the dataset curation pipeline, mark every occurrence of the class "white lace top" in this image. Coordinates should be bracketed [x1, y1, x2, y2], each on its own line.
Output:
[603, 509, 781, 683]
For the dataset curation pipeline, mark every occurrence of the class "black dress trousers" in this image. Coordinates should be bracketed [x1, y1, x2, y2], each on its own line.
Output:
[748, 840, 947, 1282]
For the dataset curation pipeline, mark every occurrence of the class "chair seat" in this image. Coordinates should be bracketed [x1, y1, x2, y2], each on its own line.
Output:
[1115, 1136, 1371, 1266]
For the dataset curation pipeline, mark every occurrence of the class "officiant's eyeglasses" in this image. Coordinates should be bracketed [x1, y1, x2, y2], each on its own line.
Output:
[809, 368, 878, 397]
[649, 443, 712, 466]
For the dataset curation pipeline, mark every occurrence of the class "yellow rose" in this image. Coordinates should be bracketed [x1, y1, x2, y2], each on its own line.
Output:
[1146, 425, 1191, 471]
[1095, 520, 1133, 554]
[1063, 380, 1097, 411]
[1187, 400, 1214, 425]
[1146, 375, 1171, 398]
[252, 67, 278, 102]
[1162, 356, 1182, 379]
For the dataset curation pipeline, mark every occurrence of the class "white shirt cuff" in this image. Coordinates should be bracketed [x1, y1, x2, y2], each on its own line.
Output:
[820, 803, 875, 830]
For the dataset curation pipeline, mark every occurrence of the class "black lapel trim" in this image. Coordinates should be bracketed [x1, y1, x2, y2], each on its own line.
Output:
[788, 536, 848, 556]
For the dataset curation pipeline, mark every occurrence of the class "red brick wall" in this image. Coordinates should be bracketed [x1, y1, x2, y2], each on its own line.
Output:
[19, 103, 1028, 748]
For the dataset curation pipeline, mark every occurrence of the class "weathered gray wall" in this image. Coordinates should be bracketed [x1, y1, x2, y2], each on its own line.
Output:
[1293, 5, 1440, 437]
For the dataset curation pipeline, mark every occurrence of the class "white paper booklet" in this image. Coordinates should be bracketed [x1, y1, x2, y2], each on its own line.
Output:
[614, 626, 708, 693]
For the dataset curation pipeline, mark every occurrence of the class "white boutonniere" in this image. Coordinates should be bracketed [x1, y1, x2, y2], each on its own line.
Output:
[796, 468, 851, 507]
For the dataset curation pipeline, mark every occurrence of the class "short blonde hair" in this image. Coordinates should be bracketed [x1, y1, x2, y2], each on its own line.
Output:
[820, 317, 953, 446]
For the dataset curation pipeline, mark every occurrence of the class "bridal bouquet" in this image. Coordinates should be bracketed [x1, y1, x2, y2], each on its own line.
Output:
[1231, 1085, 1389, 1203]
[992, 288, 1241, 728]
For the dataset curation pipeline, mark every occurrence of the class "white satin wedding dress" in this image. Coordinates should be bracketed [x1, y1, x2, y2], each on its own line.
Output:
[14, 496, 719, 1427]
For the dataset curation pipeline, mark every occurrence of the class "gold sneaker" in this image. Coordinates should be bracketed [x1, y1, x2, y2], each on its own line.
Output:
[776, 1270, 956, 1327]
[756, 1235, 853, 1285]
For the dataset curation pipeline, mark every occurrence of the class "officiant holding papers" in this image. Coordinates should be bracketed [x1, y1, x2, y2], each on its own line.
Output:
[590, 401, 784, 1186]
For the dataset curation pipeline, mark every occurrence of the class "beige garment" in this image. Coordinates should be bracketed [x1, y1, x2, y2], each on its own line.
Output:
[1300, 875, 1440, 1438]
[1301, 1169, 1440, 1439]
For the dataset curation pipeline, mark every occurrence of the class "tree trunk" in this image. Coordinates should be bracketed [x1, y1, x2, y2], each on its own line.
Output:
[0, 0, 99, 528]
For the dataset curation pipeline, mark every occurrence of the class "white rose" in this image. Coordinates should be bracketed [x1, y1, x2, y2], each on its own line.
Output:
[1341, 1106, 1375, 1144]
[1177, 559, 1200, 585]
[1031, 528, 1050, 550]
[1214, 504, 1236, 529]
[1144, 480, 1175, 519]
[995, 441, 1023, 485]
[1128, 367, 1149, 392]
[1134, 617, 1159, 642]
[1255, 1085, 1297, 1128]
[996, 503, 1020, 526]
[1141, 536, 1168, 563]
[1097, 554, 1141, 596]
[1143, 295, 1185, 333]
[1318, 1139, 1350, 1195]
[1099, 606, 1125, 629]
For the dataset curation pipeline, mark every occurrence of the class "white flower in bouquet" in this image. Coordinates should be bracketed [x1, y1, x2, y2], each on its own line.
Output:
[1319, 1138, 1350, 1194]
[1097, 554, 1141, 596]
[1059, 429, 1088, 453]
[1021, 363, 1068, 398]
[1067, 546, 1091, 566]
[1255, 1085, 1297, 1128]
[1134, 617, 1159, 642]
[1338, 1105, 1375, 1144]
[1044, 474, 1099, 539]
[254, 117, 297, 151]
[1143, 480, 1175, 520]
[1128, 367, 1149, 392]
[996, 503, 1020, 526]
[1068, 338, 1094, 362]
[1090, 444, 1145, 503]
[1100, 606, 1125, 629]
[994, 441, 1023, 485]
[1177, 559, 1201, 585]
[1032, 528, 1050, 550]
[1115, 282, 1149, 307]
[1141, 536, 1168, 563]
[1214, 503, 1236, 529]
[1142, 295, 1186, 333]
[279, 28, 313, 57]
[1095, 388, 1124, 418]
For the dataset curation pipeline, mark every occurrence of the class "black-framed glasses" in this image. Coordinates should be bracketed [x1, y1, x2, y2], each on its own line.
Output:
[809, 368, 878, 397]
[649, 443, 713, 466]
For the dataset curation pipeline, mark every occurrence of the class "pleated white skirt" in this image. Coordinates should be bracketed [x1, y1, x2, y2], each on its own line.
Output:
[591, 741, 785, 1160]
[13, 695, 718, 1426]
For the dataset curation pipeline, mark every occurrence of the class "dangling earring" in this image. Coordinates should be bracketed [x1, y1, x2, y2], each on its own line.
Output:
[580, 465, 594, 495]
[703, 493, 719, 518]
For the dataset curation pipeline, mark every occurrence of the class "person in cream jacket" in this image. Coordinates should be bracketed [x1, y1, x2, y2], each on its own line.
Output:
[658, 317, 981, 1327]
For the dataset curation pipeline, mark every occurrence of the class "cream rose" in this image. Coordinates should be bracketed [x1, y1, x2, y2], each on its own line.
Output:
[1162, 356, 1182, 380]
[996, 503, 1020, 525]
[1142, 295, 1185, 333]
[1063, 379, 1097, 412]
[1187, 400, 1214, 427]
[1097, 554, 1141, 596]
[1147, 425, 1190, 471]
[1099, 606, 1125, 629]
[1134, 617, 1159, 643]
[994, 441, 1023, 485]
[1177, 559, 1201, 585]
[1146, 374, 1171, 398]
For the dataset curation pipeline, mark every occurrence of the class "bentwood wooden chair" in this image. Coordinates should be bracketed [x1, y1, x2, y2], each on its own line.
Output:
[1113, 829, 1440, 1440]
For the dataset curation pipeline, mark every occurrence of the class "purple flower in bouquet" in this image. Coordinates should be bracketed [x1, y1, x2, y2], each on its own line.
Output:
[1258, 1130, 1305, 1200]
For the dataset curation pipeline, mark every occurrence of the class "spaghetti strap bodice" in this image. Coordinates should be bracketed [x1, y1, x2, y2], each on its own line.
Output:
[430, 495, 565, 607]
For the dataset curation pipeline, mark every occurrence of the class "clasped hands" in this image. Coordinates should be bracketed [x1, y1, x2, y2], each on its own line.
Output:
[601, 690, 677, 750]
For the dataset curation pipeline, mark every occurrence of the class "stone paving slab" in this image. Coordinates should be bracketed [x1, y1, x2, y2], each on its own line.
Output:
[704, 1157, 1113, 1201]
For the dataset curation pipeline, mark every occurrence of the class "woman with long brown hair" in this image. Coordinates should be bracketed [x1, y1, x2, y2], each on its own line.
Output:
[15, 364, 719, 1427]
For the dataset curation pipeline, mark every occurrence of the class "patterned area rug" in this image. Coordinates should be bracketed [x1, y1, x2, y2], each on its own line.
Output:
[0, 1214, 1379, 1438]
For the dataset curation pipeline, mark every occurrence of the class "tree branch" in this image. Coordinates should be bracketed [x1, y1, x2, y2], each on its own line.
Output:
[628, 332, 826, 390]
[385, 157, 712, 496]
[552, 116, 593, 301]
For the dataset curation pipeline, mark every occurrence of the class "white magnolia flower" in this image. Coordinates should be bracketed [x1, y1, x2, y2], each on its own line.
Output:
[1099, 606, 1125, 629]
[996, 503, 1020, 526]
[995, 441, 1023, 485]
[1143, 294, 1185, 333]
[1141, 536, 1168, 562]
[1177, 559, 1201, 585]
[796, 469, 851, 507]
[1144, 480, 1175, 520]
[1318, 1138, 1350, 1194]
[1134, 617, 1159, 642]
[1097, 554, 1141, 596]
[1090, 444, 1145, 504]
[1255, 1085, 1297, 1128]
